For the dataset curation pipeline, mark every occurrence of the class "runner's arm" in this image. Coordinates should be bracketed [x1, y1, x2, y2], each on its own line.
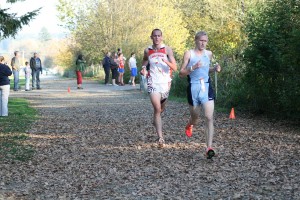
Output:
[208, 52, 221, 73]
[11, 58, 16, 70]
[142, 48, 149, 67]
[179, 51, 191, 78]
[163, 46, 177, 71]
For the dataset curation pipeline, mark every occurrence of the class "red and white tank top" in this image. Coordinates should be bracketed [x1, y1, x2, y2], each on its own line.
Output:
[148, 44, 172, 84]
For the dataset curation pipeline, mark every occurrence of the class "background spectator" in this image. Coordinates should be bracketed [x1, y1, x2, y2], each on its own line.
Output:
[102, 52, 111, 85]
[75, 54, 86, 89]
[0, 56, 12, 116]
[129, 52, 137, 86]
[11, 51, 21, 91]
[30, 53, 43, 90]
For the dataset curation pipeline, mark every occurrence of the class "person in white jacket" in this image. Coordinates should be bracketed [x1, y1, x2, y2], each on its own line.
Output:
[24, 61, 32, 91]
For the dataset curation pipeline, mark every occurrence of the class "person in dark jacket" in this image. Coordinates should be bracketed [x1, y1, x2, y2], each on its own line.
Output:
[75, 54, 86, 89]
[30, 52, 43, 90]
[0, 56, 13, 116]
[110, 52, 119, 86]
[102, 52, 111, 85]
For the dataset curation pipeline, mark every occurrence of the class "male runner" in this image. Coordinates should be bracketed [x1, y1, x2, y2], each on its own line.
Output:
[142, 29, 177, 147]
[179, 31, 221, 159]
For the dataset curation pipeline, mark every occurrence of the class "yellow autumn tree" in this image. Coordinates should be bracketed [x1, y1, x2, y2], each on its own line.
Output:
[58, 0, 188, 63]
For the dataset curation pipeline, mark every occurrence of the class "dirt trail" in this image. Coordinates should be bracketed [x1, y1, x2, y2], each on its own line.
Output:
[0, 77, 299, 199]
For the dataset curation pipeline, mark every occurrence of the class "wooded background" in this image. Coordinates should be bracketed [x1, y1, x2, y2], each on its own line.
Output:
[1, 0, 299, 120]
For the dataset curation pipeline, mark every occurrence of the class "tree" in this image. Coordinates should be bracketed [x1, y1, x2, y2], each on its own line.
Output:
[0, 0, 40, 39]
[39, 27, 51, 42]
[242, 0, 300, 118]
[57, 0, 188, 63]
[43, 56, 54, 68]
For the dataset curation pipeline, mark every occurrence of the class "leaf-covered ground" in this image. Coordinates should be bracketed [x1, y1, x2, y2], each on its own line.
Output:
[0, 78, 299, 199]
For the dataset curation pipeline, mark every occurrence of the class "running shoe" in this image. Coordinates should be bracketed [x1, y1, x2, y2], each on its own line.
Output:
[185, 124, 193, 138]
[157, 137, 165, 148]
[206, 148, 215, 159]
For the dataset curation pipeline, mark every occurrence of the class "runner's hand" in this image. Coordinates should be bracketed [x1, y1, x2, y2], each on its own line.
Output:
[193, 60, 202, 69]
[214, 63, 221, 72]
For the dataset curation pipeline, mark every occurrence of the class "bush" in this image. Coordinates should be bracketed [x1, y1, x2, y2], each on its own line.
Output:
[170, 71, 189, 98]
[241, 0, 300, 119]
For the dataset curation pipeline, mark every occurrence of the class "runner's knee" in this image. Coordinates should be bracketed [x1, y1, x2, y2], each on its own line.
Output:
[204, 113, 213, 121]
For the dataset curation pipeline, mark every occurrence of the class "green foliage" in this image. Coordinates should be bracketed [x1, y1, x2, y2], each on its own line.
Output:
[57, 0, 188, 64]
[0, 0, 40, 39]
[241, 0, 300, 119]
[0, 98, 37, 161]
[10, 76, 26, 90]
[43, 56, 54, 68]
[56, 0, 299, 120]
[170, 71, 189, 98]
[177, 0, 249, 60]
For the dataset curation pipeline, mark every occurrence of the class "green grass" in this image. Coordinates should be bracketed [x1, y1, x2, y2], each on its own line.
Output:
[0, 98, 37, 161]
[10, 76, 26, 90]
[168, 95, 187, 103]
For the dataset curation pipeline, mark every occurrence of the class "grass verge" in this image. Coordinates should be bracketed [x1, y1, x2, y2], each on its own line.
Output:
[10, 76, 26, 90]
[0, 98, 37, 161]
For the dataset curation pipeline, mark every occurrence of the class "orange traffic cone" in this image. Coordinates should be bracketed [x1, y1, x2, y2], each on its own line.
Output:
[68, 87, 71, 93]
[229, 108, 235, 119]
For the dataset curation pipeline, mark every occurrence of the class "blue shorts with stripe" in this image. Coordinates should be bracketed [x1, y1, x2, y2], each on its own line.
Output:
[187, 77, 215, 106]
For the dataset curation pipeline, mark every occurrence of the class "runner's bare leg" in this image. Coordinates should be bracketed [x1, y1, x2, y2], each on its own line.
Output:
[188, 105, 200, 125]
[150, 93, 163, 138]
[160, 98, 168, 113]
[202, 100, 214, 148]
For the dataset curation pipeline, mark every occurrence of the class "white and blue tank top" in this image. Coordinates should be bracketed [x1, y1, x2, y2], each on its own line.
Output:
[187, 50, 210, 83]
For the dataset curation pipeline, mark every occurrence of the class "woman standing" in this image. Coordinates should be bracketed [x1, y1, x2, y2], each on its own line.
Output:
[110, 52, 119, 86]
[118, 53, 125, 86]
[0, 56, 12, 117]
[75, 54, 86, 89]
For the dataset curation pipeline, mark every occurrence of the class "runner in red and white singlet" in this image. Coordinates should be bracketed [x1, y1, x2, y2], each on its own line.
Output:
[142, 29, 177, 147]
[147, 44, 172, 96]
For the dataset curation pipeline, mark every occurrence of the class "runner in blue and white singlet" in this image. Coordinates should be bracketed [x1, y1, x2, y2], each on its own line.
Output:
[179, 31, 221, 159]
[186, 49, 215, 106]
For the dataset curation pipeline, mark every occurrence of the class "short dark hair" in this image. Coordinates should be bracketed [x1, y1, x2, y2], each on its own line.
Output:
[131, 52, 135, 57]
[151, 28, 162, 36]
[77, 54, 83, 60]
[25, 61, 29, 65]
[14, 51, 19, 56]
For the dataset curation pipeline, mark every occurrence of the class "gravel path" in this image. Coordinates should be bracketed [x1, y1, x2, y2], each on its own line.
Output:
[0, 77, 299, 199]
